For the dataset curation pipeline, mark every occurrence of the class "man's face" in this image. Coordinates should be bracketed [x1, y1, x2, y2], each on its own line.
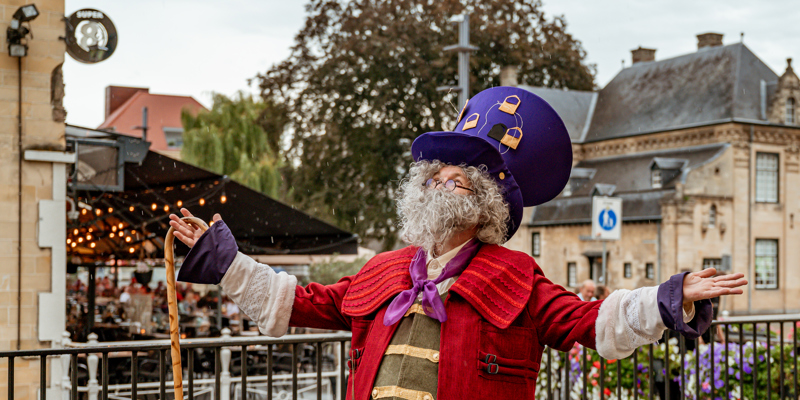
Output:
[428, 165, 474, 196]
[581, 283, 595, 299]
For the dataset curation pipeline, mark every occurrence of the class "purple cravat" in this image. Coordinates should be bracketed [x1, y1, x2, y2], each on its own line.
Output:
[383, 239, 481, 326]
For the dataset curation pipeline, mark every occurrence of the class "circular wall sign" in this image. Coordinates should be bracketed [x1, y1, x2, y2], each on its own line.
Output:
[65, 9, 117, 64]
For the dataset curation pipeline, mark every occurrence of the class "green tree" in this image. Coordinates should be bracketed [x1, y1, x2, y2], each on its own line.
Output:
[257, 0, 595, 248]
[181, 92, 287, 198]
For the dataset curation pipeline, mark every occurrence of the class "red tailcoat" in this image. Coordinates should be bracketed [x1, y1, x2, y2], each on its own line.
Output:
[289, 245, 602, 399]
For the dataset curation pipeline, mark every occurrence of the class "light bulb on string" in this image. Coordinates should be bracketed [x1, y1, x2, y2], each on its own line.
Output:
[81, 209, 87, 215]
[77, 237, 83, 243]
[86, 234, 92, 241]
[66, 238, 71, 244]
[88, 227, 93, 233]
[70, 242, 76, 248]
[176, 200, 183, 207]
[73, 229, 79, 235]
[163, 205, 169, 212]
[118, 222, 123, 229]
[90, 242, 96, 249]
[95, 209, 102, 216]
[199, 198, 206, 206]
[151, 203, 157, 211]
[220, 192, 227, 204]
[125, 236, 132, 243]
[129, 206, 134, 212]
[129, 247, 135, 254]
[111, 226, 117, 232]
[110, 232, 115, 238]
[107, 207, 113, 213]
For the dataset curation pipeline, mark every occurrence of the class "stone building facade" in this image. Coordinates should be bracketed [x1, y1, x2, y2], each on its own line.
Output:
[0, 0, 70, 398]
[506, 34, 800, 315]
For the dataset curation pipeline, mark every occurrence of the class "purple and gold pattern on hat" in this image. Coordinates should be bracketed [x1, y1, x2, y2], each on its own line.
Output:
[411, 86, 572, 240]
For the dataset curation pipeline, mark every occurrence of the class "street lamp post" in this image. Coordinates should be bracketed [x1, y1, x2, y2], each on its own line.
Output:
[437, 13, 478, 108]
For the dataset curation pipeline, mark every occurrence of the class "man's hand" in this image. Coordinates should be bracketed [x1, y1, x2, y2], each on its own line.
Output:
[682, 268, 747, 307]
[168, 208, 222, 248]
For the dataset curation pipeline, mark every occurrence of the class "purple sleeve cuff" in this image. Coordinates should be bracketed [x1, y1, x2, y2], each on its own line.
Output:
[657, 272, 713, 340]
[177, 221, 239, 285]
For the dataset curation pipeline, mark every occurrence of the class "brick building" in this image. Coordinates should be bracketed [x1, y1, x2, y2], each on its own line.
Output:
[98, 85, 206, 159]
[505, 33, 800, 315]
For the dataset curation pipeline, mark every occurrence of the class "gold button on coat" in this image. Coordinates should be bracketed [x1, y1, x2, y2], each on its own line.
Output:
[432, 352, 439, 361]
[372, 388, 379, 398]
[499, 172, 505, 180]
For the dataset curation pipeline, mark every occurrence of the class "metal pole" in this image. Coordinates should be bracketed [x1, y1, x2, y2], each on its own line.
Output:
[602, 241, 607, 285]
[457, 13, 470, 107]
[141, 107, 148, 142]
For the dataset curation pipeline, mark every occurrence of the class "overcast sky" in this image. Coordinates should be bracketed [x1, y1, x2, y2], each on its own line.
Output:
[63, 0, 800, 128]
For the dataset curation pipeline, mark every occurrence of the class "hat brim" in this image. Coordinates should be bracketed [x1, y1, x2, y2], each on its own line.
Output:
[411, 131, 524, 240]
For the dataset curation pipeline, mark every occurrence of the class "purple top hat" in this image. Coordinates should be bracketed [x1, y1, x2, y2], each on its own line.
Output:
[411, 86, 572, 239]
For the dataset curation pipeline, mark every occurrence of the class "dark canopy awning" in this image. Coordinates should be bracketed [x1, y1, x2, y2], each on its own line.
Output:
[66, 126, 357, 262]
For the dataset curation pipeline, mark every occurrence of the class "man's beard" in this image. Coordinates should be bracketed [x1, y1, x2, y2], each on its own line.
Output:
[398, 184, 482, 254]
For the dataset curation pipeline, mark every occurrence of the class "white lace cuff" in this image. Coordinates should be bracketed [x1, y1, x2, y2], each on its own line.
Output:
[595, 286, 666, 359]
[219, 252, 297, 337]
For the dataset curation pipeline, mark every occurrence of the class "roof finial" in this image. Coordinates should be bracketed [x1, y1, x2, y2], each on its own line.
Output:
[788, 58, 793, 72]
[740, 32, 744, 43]
[621, 59, 625, 69]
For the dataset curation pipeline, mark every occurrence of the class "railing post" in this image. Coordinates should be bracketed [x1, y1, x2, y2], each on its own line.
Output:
[60, 332, 71, 400]
[221, 328, 232, 400]
[87, 333, 99, 400]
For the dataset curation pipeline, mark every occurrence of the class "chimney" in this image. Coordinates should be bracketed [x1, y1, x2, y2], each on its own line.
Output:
[696, 33, 723, 50]
[500, 65, 518, 86]
[105, 86, 149, 119]
[631, 47, 656, 64]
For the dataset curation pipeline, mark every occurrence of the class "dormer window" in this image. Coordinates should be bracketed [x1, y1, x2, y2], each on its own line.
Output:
[787, 98, 795, 125]
[651, 169, 662, 188]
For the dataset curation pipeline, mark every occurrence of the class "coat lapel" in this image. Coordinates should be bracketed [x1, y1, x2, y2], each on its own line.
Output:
[342, 247, 415, 317]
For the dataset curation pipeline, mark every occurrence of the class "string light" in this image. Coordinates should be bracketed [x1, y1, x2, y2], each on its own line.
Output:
[125, 236, 132, 243]
[73, 229, 79, 235]
[220, 194, 227, 204]
[88, 227, 93, 233]
[107, 207, 113, 213]
[131, 230, 136, 235]
[176, 200, 183, 207]
[95, 209, 102, 216]
[118, 222, 123, 229]
[199, 198, 205, 206]
[90, 242, 96, 249]
[81, 209, 87, 215]
[128, 247, 135, 254]
[111, 226, 117, 232]
[129, 206, 134, 212]
[163, 205, 169, 212]
[66, 238, 71, 244]
[209, 221, 215, 226]
[86, 234, 92, 240]
[151, 203, 157, 211]
[110, 232, 115, 238]
[77, 237, 84, 243]
[70, 242, 76, 248]
[118, 230, 124, 237]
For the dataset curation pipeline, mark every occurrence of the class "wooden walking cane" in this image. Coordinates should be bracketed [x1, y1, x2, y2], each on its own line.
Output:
[165, 216, 209, 400]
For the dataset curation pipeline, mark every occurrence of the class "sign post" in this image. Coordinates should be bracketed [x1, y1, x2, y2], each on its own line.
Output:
[591, 196, 622, 285]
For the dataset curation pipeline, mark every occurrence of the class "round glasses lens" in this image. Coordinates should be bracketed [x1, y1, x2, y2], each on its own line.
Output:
[444, 180, 456, 191]
[425, 179, 436, 188]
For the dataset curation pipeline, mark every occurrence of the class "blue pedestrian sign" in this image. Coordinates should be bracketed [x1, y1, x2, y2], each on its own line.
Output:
[591, 197, 622, 240]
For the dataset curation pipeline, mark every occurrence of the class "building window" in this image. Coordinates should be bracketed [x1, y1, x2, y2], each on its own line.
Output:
[651, 169, 662, 189]
[755, 153, 778, 203]
[623, 262, 632, 278]
[708, 205, 716, 228]
[531, 232, 541, 257]
[755, 239, 778, 289]
[703, 258, 721, 270]
[645, 263, 655, 280]
[787, 98, 795, 125]
[164, 127, 184, 149]
[567, 262, 577, 287]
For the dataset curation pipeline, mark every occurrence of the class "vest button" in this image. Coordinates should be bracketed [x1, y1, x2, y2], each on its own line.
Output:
[372, 389, 379, 398]
[432, 352, 439, 361]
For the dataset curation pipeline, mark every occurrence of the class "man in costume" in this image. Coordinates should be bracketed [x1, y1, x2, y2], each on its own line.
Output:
[170, 86, 747, 399]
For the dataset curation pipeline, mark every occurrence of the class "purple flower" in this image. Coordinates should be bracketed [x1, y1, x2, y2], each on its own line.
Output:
[743, 363, 752, 374]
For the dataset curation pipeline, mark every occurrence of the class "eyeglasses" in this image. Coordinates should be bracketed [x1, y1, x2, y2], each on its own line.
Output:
[424, 178, 475, 193]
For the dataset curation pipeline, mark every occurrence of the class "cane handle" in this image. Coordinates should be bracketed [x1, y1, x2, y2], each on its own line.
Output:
[164, 216, 209, 399]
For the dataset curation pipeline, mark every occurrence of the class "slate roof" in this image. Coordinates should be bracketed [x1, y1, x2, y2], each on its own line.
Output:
[526, 43, 779, 143]
[520, 86, 595, 141]
[530, 143, 728, 226]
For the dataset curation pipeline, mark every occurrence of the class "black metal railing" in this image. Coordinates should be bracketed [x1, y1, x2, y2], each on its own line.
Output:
[2, 317, 798, 400]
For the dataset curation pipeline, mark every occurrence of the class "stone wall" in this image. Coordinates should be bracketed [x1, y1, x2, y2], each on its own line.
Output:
[0, 0, 66, 398]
